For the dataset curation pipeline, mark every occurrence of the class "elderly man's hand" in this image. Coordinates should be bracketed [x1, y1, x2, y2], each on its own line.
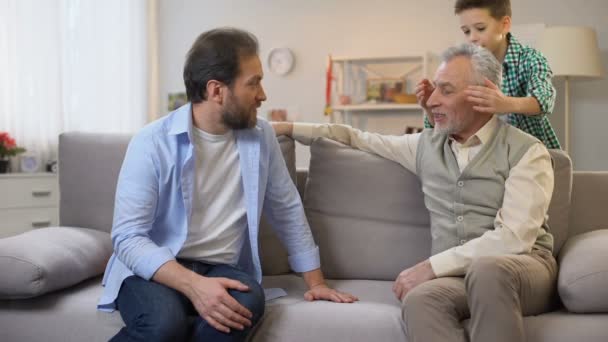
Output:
[392, 259, 436, 301]
[304, 284, 359, 303]
[466, 78, 511, 114]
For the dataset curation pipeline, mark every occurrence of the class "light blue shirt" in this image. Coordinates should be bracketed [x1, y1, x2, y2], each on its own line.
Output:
[98, 104, 320, 311]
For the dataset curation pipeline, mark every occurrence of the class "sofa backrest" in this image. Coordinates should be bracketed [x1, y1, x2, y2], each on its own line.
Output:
[58, 132, 296, 276]
[59, 132, 131, 234]
[303, 138, 431, 281]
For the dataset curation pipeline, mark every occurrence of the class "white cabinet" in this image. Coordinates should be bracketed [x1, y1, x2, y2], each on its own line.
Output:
[0, 173, 59, 238]
[329, 54, 434, 132]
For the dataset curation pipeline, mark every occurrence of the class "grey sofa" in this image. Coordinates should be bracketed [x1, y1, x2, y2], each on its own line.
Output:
[1, 132, 608, 342]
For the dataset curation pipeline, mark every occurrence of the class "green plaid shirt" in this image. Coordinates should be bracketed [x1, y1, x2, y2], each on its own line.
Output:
[425, 34, 561, 149]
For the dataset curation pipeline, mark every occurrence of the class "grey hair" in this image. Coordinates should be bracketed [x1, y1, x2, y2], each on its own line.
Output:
[440, 43, 502, 88]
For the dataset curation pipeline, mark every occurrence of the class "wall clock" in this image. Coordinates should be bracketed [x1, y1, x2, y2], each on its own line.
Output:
[267, 47, 295, 76]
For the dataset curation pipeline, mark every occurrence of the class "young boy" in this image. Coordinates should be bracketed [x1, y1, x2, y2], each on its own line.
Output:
[417, 0, 561, 149]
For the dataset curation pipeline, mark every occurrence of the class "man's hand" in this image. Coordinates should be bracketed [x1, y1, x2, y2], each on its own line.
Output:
[270, 121, 293, 137]
[466, 78, 511, 114]
[392, 259, 436, 301]
[185, 275, 254, 334]
[304, 284, 359, 303]
[302, 268, 358, 303]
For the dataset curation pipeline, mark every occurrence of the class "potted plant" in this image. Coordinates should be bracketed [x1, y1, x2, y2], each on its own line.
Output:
[0, 132, 26, 173]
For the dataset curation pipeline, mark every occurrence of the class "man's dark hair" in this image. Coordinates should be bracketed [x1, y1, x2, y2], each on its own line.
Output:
[183, 27, 259, 103]
[454, 0, 512, 19]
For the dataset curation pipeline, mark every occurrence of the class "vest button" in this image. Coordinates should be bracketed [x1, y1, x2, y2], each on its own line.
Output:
[457, 181, 464, 187]
[457, 216, 464, 222]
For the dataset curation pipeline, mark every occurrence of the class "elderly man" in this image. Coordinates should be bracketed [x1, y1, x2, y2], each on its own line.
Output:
[272, 43, 556, 342]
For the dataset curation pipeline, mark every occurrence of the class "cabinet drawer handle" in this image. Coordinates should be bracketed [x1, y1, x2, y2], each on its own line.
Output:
[31, 220, 52, 228]
[32, 190, 52, 197]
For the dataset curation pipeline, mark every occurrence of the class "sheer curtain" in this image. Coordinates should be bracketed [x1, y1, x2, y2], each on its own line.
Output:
[0, 0, 148, 163]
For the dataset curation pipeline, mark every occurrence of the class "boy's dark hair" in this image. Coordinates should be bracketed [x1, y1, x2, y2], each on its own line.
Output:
[183, 27, 259, 103]
[454, 0, 512, 19]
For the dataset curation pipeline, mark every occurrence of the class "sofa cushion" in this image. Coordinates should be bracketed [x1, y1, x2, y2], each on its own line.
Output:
[0, 227, 112, 299]
[546, 149, 572, 255]
[253, 275, 406, 342]
[0, 276, 123, 342]
[557, 229, 608, 313]
[304, 138, 431, 280]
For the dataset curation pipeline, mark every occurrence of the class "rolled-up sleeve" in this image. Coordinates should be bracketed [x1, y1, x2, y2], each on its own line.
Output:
[263, 126, 320, 273]
[524, 51, 556, 116]
[111, 133, 174, 280]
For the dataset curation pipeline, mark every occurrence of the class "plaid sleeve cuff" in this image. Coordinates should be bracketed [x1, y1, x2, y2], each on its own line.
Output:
[424, 115, 433, 128]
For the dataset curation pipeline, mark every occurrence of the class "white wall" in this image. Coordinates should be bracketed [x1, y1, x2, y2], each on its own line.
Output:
[158, 0, 608, 170]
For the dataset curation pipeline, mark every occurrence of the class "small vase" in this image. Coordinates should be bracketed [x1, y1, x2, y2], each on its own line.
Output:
[0, 159, 8, 173]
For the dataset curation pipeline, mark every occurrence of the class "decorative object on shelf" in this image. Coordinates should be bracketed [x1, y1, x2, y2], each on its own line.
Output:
[393, 93, 417, 104]
[338, 95, 352, 105]
[325, 55, 334, 119]
[0, 132, 26, 173]
[267, 47, 295, 76]
[46, 160, 58, 173]
[168, 92, 187, 111]
[20, 153, 40, 173]
[404, 126, 424, 134]
[366, 78, 406, 103]
[539, 26, 604, 153]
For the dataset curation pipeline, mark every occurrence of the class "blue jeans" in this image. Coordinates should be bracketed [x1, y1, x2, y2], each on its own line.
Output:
[110, 260, 265, 342]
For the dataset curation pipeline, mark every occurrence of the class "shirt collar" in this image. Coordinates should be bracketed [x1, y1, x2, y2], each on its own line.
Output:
[449, 115, 499, 147]
[503, 33, 522, 71]
[168, 102, 193, 136]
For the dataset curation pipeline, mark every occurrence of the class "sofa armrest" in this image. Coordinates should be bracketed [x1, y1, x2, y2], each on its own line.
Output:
[558, 229, 608, 313]
[569, 172, 608, 237]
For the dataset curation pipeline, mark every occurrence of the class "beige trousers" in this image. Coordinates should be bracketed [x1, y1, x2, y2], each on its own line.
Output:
[401, 248, 558, 342]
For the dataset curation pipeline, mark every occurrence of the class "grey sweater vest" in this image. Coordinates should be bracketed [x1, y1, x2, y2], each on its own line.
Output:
[416, 119, 554, 255]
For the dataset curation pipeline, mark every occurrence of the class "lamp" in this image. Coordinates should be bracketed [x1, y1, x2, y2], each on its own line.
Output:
[539, 26, 604, 153]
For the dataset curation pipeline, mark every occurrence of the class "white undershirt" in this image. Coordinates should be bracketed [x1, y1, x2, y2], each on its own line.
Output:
[177, 126, 247, 265]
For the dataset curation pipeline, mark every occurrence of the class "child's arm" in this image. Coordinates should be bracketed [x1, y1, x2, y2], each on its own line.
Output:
[416, 79, 436, 127]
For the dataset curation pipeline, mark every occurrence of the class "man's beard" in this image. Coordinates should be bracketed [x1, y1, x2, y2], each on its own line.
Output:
[433, 115, 473, 136]
[434, 123, 458, 135]
[221, 94, 257, 130]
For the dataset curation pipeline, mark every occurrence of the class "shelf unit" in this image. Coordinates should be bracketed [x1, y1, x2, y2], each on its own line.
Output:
[329, 53, 433, 132]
